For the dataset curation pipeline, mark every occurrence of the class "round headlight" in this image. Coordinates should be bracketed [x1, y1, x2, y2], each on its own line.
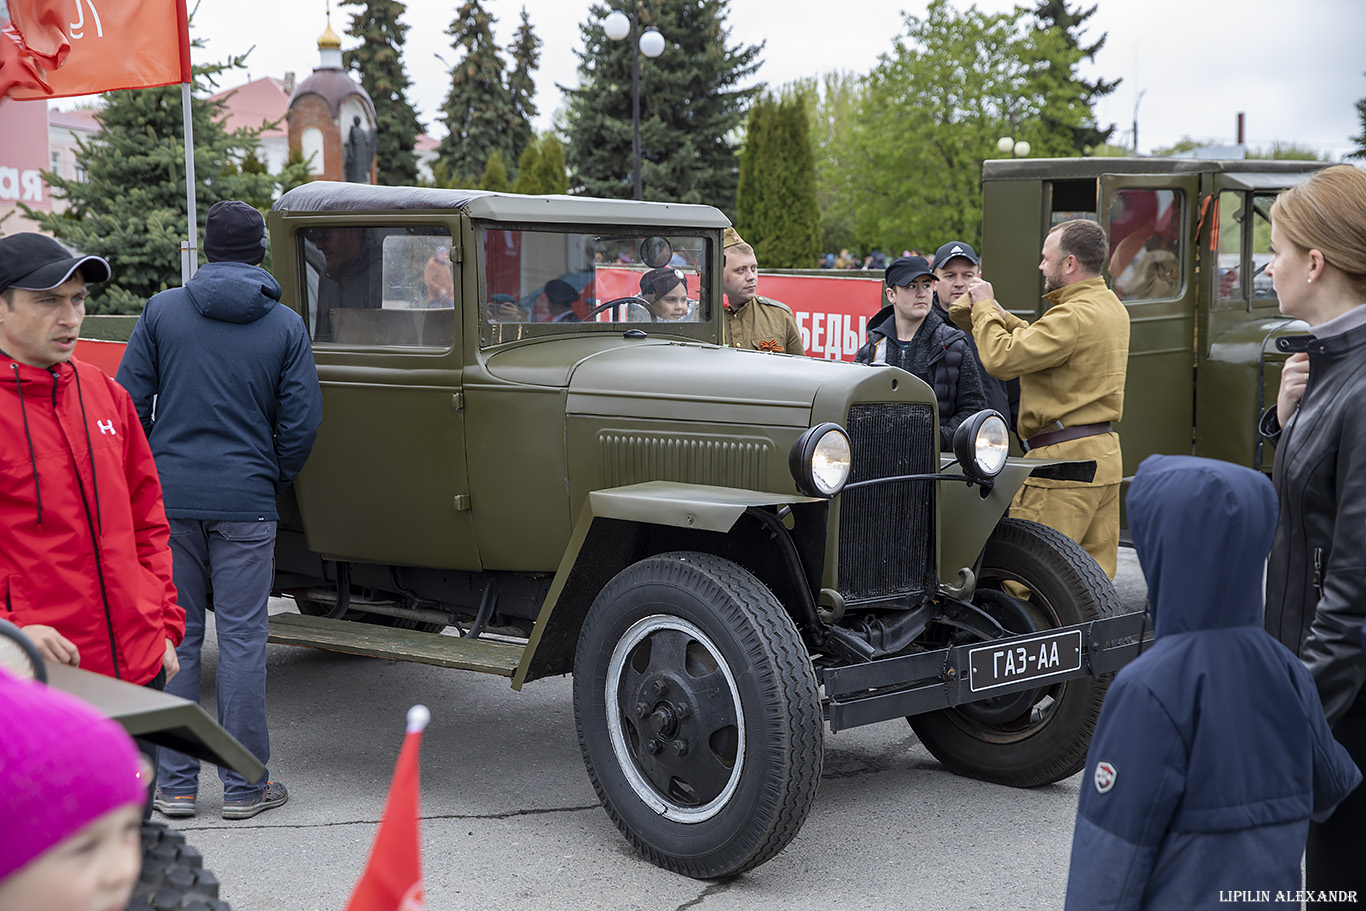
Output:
[789, 423, 852, 498]
[953, 410, 1010, 481]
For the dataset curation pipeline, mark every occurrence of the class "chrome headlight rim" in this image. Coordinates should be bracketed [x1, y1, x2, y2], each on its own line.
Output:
[953, 410, 1010, 481]
[789, 422, 852, 498]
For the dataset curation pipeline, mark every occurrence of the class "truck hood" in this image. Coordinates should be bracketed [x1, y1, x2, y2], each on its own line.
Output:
[486, 339, 865, 428]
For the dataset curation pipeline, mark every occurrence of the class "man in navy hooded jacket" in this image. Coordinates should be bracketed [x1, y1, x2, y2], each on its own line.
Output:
[1065, 455, 1359, 909]
[116, 200, 322, 820]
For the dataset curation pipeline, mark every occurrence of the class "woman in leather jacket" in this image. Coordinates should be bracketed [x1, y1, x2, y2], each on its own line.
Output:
[1260, 165, 1366, 894]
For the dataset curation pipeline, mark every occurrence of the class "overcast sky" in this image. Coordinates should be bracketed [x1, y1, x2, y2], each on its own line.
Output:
[182, 0, 1365, 160]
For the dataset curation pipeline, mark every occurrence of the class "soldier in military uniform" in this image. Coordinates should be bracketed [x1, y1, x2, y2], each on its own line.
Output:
[722, 227, 804, 354]
[951, 219, 1130, 579]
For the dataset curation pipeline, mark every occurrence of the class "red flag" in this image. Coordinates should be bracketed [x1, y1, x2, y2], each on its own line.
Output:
[4, 0, 191, 101]
[0, 21, 52, 98]
[345, 705, 428, 911]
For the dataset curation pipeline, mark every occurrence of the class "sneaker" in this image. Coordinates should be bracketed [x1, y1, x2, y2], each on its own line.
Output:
[222, 780, 289, 820]
[152, 788, 197, 818]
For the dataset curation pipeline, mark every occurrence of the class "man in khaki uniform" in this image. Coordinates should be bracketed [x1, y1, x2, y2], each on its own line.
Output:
[949, 219, 1129, 578]
[722, 227, 804, 354]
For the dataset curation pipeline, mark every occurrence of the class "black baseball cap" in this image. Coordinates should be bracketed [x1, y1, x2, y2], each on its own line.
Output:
[0, 233, 111, 293]
[933, 241, 979, 268]
[884, 255, 936, 287]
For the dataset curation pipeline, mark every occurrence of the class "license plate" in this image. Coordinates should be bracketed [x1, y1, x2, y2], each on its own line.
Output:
[967, 629, 1083, 693]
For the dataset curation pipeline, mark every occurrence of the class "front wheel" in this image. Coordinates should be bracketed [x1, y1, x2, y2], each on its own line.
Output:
[909, 518, 1122, 787]
[573, 552, 822, 879]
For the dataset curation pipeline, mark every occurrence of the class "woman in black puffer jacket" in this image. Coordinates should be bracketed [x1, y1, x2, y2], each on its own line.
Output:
[1259, 164, 1366, 894]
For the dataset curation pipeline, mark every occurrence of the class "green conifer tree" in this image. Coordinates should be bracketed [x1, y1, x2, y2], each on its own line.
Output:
[340, 0, 424, 186]
[1349, 78, 1366, 160]
[564, 0, 761, 214]
[511, 134, 569, 195]
[480, 149, 511, 191]
[1033, 0, 1119, 152]
[437, 0, 519, 183]
[23, 53, 280, 314]
[737, 92, 819, 268]
[532, 134, 569, 195]
[506, 7, 542, 170]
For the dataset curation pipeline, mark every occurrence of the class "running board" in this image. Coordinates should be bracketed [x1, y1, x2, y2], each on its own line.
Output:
[268, 613, 526, 677]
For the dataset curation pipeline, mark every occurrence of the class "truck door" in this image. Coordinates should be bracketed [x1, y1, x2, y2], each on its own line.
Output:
[1098, 174, 1201, 480]
[283, 218, 481, 571]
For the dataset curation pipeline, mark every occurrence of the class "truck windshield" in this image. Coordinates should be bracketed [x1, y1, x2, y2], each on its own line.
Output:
[478, 226, 712, 346]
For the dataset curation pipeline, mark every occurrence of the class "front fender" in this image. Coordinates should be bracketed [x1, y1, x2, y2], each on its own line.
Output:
[937, 457, 1096, 595]
[512, 482, 825, 688]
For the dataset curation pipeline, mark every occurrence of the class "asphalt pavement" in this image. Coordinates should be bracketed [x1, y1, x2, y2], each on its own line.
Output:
[173, 547, 1148, 911]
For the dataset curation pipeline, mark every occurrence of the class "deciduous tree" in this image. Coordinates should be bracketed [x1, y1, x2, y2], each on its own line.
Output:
[844, 0, 1091, 254]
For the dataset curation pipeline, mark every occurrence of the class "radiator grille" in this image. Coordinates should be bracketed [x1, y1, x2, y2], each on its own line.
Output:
[837, 403, 937, 603]
[599, 432, 770, 489]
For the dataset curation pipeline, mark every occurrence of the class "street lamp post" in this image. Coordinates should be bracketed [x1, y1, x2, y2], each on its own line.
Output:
[604, 7, 665, 200]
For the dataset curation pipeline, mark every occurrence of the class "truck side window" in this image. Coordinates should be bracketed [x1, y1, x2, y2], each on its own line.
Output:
[301, 225, 455, 349]
[1107, 189, 1185, 302]
[1217, 192, 1244, 301]
[1250, 193, 1277, 303]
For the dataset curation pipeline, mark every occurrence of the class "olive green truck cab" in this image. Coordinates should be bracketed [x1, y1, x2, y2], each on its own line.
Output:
[980, 157, 1327, 478]
[265, 182, 1143, 878]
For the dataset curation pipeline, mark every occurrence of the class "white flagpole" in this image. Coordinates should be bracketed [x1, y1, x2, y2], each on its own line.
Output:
[180, 79, 198, 283]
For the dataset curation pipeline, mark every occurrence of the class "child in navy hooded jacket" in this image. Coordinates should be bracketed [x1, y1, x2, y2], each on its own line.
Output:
[1065, 455, 1359, 910]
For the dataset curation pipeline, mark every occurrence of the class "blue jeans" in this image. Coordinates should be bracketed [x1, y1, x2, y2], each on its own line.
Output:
[158, 518, 276, 801]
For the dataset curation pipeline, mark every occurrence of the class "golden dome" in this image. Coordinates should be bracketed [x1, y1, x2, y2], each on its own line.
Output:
[318, 11, 341, 50]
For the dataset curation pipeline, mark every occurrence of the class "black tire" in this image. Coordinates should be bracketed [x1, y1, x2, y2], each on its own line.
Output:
[908, 518, 1121, 787]
[573, 552, 823, 879]
[127, 820, 231, 911]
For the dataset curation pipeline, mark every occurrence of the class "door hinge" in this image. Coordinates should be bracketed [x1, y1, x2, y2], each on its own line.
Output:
[450, 244, 462, 263]
[453, 494, 471, 511]
[451, 391, 464, 411]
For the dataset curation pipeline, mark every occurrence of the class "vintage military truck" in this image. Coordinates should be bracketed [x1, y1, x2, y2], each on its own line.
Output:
[262, 182, 1144, 879]
[978, 157, 1328, 477]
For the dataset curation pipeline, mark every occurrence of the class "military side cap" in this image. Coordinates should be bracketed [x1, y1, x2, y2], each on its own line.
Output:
[723, 227, 744, 248]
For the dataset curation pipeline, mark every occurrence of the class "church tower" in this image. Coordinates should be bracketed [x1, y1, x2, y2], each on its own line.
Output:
[286, 9, 377, 183]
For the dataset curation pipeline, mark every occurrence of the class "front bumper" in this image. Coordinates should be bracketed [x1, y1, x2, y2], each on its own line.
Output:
[820, 609, 1148, 731]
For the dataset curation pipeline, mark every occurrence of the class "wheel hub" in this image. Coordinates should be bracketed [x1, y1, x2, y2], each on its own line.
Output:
[605, 616, 745, 822]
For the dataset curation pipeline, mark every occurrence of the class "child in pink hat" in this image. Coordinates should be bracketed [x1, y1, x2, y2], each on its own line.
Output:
[0, 670, 150, 911]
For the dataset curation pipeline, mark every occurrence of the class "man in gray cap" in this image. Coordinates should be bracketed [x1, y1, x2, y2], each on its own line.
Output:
[0, 233, 185, 805]
[117, 200, 323, 822]
[932, 240, 1019, 435]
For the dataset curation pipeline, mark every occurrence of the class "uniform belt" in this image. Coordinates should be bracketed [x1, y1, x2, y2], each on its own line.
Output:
[1024, 421, 1112, 451]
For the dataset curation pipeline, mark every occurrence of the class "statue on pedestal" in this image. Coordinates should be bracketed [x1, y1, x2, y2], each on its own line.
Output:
[343, 115, 377, 184]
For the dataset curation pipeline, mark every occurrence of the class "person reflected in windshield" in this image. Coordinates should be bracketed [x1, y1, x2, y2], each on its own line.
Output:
[485, 293, 529, 322]
[639, 267, 693, 321]
[543, 279, 580, 322]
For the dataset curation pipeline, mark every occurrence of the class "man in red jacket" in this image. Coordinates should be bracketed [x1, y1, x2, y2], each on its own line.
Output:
[0, 233, 183, 687]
